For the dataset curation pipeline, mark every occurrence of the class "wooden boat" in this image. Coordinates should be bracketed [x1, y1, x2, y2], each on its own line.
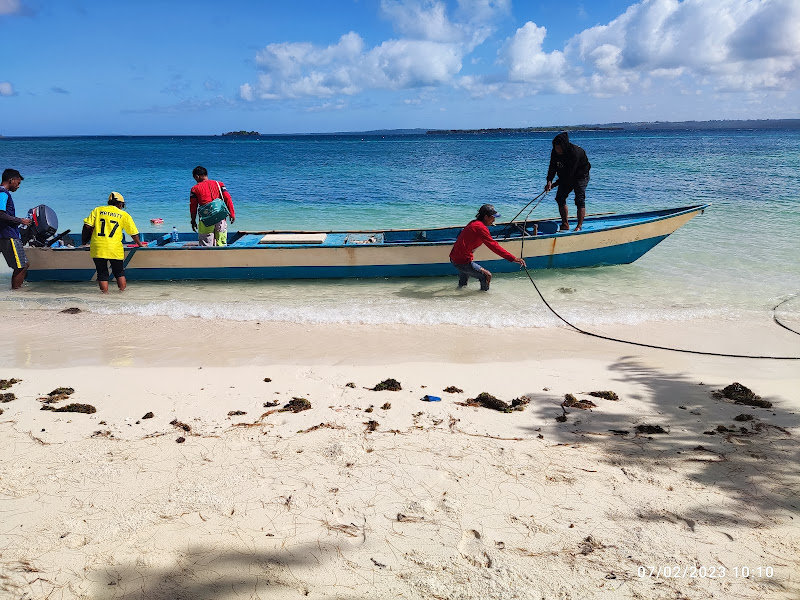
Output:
[24, 204, 709, 282]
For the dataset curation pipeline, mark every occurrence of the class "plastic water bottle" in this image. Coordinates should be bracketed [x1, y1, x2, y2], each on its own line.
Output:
[171, 227, 179, 243]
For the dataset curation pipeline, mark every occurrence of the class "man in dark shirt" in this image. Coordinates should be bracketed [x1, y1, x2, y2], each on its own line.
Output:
[545, 132, 591, 231]
[0, 169, 32, 289]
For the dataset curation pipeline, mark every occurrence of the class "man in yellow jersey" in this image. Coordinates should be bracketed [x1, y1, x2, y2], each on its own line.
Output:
[82, 192, 146, 293]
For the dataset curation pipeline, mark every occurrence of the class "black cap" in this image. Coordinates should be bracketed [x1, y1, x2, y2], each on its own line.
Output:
[476, 204, 500, 219]
[2, 169, 23, 182]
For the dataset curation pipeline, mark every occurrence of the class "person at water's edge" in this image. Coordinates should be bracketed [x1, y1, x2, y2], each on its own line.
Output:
[0, 169, 32, 289]
[82, 192, 147, 293]
[545, 131, 590, 231]
[449, 204, 526, 291]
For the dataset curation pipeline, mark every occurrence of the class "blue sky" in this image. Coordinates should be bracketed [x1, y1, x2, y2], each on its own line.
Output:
[1, 0, 798, 135]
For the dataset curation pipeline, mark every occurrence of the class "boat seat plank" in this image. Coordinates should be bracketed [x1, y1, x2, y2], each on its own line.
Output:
[259, 233, 328, 244]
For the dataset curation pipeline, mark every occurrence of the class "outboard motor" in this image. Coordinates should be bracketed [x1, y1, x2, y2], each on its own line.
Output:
[20, 204, 58, 247]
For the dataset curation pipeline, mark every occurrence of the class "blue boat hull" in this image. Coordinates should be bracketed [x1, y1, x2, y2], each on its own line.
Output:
[24, 205, 706, 282]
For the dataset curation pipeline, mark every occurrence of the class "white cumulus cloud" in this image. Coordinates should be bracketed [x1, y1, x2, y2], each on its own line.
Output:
[0, 81, 14, 96]
[241, 0, 506, 102]
[240, 0, 800, 105]
[566, 0, 800, 95]
[500, 22, 573, 93]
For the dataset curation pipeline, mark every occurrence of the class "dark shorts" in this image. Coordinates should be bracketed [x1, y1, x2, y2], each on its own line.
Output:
[0, 238, 28, 269]
[451, 260, 490, 291]
[555, 174, 590, 208]
[93, 258, 125, 281]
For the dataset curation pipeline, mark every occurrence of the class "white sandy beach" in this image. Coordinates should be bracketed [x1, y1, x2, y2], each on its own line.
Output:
[1, 310, 799, 599]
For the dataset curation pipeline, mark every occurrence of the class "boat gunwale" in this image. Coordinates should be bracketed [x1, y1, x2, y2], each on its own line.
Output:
[43, 203, 710, 251]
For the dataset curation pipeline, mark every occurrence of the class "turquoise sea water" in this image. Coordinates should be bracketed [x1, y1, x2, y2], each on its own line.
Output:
[1, 130, 798, 329]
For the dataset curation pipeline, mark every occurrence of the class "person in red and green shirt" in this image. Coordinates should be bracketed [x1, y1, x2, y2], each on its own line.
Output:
[189, 166, 236, 247]
[449, 204, 526, 291]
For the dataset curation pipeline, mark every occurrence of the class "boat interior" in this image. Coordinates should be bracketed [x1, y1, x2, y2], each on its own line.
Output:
[97, 205, 704, 250]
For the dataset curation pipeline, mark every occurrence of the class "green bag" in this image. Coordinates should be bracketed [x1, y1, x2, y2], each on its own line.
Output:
[198, 182, 230, 226]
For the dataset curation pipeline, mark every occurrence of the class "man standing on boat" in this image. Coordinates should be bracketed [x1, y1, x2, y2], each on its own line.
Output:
[190, 166, 236, 246]
[82, 192, 147, 293]
[0, 169, 32, 290]
[450, 204, 526, 291]
[545, 131, 590, 231]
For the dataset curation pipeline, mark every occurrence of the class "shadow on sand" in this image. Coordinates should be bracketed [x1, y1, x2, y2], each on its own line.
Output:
[87, 543, 361, 600]
[523, 357, 800, 523]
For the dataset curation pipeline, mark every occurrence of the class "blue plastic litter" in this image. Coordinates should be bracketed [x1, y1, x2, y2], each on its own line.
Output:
[422, 395, 441, 402]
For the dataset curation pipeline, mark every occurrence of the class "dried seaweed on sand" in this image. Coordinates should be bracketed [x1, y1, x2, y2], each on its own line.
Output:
[170, 419, 192, 432]
[370, 378, 402, 391]
[712, 382, 772, 408]
[588, 390, 619, 401]
[458, 392, 530, 413]
[281, 397, 311, 413]
[40, 387, 75, 404]
[0, 378, 21, 390]
[41, 403, 96, 414]
[562, 394, 596, 410]
[636, 424, 667, 434]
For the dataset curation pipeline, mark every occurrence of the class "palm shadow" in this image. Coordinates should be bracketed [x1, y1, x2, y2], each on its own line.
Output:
[523, 356, 800, 523]
[89, 543, 363, 600]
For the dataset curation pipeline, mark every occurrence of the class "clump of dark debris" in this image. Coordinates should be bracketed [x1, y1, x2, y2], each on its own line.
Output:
[365, 420, 379, 432]
[0, 378, 21, 390]
[142, 412, 154, 419]
[0, 393, 15, 403]
[345, 382, 356, 388]
[460, 392, 530, 413]
[578, 536, 605, 555]
[635, 424, 667, 434]
[588, 390, 619, 401]
[443, 386, 463, 393]
[60, 307, 82, 314]
[381, 403, 392, 410]
[263, 377, 272, 383]
[563, 394, 596, 410]
[170, 419, 192, 432]
[41, 387, 75, 404]
[176, 437, 186, 444]
[371, 379, 402, 391]
[300, 422, 343, 434]
[228, 410, 247, 416]
[281, 397, 311, 413]
[263, 401, 279, 408]
[41, 403, 96, 414]
[733, 414, 753, 422]
[712, 382, 772, 408]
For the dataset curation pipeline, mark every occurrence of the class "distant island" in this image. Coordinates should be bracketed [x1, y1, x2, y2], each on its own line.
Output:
[212, 119, 800, 138]
[427, 119, 800, 135]
[222, 130, 261, 136]
[427, 126, 623, 134]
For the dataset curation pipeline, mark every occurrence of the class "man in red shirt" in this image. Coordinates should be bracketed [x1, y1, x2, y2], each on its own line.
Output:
[449, 204, 526, 291]
[189, 166, 236, 246]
